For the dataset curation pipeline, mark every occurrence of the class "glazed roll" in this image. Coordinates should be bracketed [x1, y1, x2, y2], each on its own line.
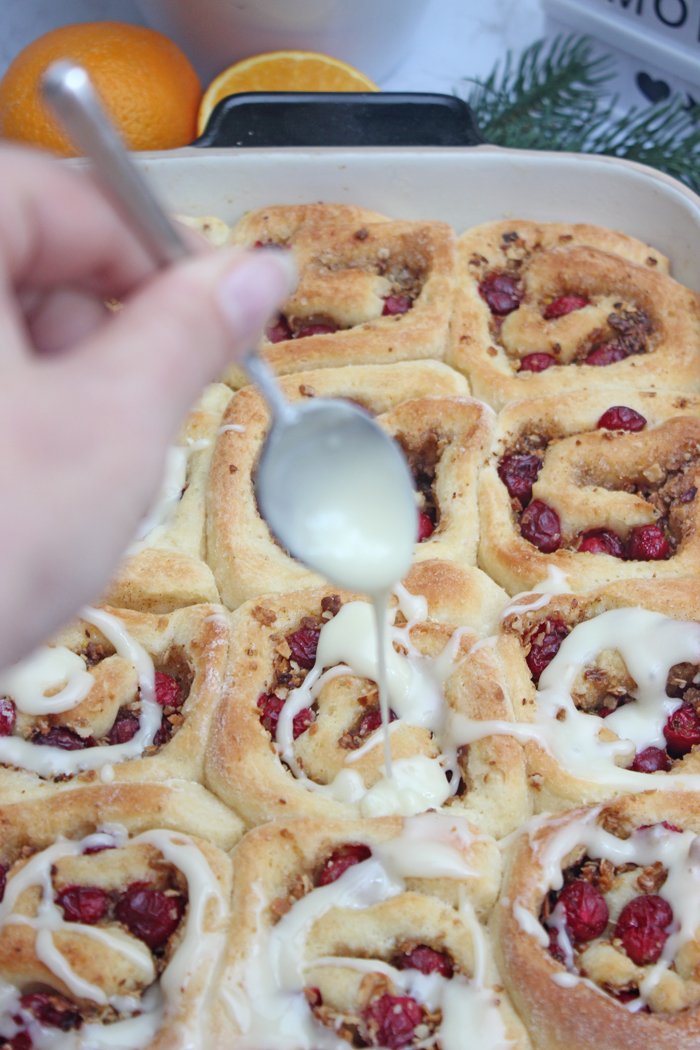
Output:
[205, 563, 529, 838]
[479, 388, 700, 594]
[104, 384, 231, 613]
[0, 780, 239, 1049]
[205, 360, 490, 608]
[213, 812, 529, 1050]
[448, 219, 700, 409]
[495, 577, 700, 811]
[0, 603, 236, 804]
[223, 203, 457, 386]
[494, 792, 700, 1050]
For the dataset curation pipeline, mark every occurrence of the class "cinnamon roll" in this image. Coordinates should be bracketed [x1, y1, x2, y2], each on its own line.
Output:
[0, 603, 234, 803]
[205, 361, 493, 609]
[104, 384, 231, 613]
[222, 203, 457, 387]
[0, 780, 239, 1049]
[448, 219, 700, 409]
[213, 812, 528, 1050]
[204, 565, 528, 838]
[494, 792, 700, 1049]
[479, 389, 700, 594]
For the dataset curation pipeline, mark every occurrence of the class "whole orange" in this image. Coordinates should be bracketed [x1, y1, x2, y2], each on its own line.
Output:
[0, 21, 201, 155]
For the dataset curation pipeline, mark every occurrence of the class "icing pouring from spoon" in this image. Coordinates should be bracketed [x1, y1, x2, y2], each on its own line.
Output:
[42, 59, 418, 596]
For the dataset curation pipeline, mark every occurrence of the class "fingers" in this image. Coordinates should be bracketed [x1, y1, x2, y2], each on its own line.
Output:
[23, 287, 109, 354]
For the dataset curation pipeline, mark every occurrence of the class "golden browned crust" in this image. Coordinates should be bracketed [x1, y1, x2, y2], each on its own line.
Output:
[479, 389, 700, 594]
[448, 220, 700, 409]
[493, 793, 700, 1050]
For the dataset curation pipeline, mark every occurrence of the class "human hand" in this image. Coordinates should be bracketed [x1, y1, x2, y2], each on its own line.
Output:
[0, 145, 295, 669]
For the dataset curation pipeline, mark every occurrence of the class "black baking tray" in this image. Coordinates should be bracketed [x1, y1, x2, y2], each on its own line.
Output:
[194, 92, 483, 148]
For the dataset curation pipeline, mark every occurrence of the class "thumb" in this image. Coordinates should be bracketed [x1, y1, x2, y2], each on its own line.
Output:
[75, 246, 295, 424]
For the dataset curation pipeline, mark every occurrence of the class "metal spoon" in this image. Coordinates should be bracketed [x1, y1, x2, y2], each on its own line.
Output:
[42, 61, 416, 592]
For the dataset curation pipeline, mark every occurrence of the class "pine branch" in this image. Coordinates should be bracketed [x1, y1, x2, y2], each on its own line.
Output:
[459, 34, 700, 193]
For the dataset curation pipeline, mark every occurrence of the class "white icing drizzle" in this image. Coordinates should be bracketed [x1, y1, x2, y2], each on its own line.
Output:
[221, 815, 509, 1049]
[457, 606, 700, 792]
[501, 567, 571, 620]
[0, 608, 158, 778]
[217, 422, 245, 434]
[132, 445, 188, 548]
[0, 825, 226, 1049]
[0, 646, 92, 715]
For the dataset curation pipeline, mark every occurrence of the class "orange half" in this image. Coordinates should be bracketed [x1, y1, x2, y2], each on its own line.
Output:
[197, 49, 378, 135]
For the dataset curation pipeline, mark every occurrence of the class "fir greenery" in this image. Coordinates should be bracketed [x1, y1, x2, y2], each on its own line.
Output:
[459, 35, 699, 193]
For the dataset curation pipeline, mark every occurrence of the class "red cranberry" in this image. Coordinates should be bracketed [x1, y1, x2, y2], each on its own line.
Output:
[305, 986, 323, 1008]
[478, 271, 522, 315]
[317, 843, 371, 886]
[394, 945, 454, 977]
[526, 619, 569, 683]
[663, 703, 700, 756]
[547, 927, 566, 964]
[557, 879, 609, 942]
[292, 705, 315, 738]
[33, 727, 92, 750]
[497, 452, 541, 504]
[115, 882, 185, 949]
[356, 708, 383, 738]
[382, 294, 412, 316]
[638, 821, 682, 834]
[543, 294, 589, 319]
[519, 353, 555, 373]
[19, 993, 81, 1031]
[296, 322, 339, 339]
[417, 511, 434, 541]
[0, 697, 16, 736]
[56, 885, 110, 925]
[585, 343, 627, 366]
[615, 894, 673, 965]
[520, 499, 561, 552]
[257, 693, 313, 740]
[362, 994, 423, 1049]
[628, 746, 672, 773]
[597, 406, 647, 432]
[9, 1032, 32, 1049]
[265, 315, 292, 343]
[577, 529, 625, 558]
[286, 626, 320, 669]
[627, 523, 669, 561]
[155, 672, 184, 708]
[108, 709, 140, 745]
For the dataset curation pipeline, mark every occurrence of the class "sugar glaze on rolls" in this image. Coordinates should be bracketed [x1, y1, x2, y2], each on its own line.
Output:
[448, 218, 700, 409]
[479, 389, 700, 594]
[213, 812, 529, 1050]
[0, 781, 240, 1049]
[205, 562, 528, 837]
[494, 792, 700, 1050]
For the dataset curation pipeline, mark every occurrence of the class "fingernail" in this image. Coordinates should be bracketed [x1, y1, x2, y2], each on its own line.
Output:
[217, 250, 297, 345]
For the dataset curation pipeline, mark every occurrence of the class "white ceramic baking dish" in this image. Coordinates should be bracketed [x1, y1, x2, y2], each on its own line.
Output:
[136, 144, 700, 290]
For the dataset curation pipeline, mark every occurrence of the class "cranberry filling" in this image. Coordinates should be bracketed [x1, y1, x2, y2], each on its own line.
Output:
[0, 864, 6, 903]
[627, 523, 670, 561]
[519, 353, 555, 373]
[577, 529, 625, 558]
[382, 294, 412, 316]
[362, 994, 423, 1049]
[0, 697, 16, 736]
[543, 294, 589, 319]
[547, 927, 566, 964]
[108, 709, 140, 745]
[520, 499, 561, 552]
[597, 406, 647, 432]
[296, 322, 339, 339]
[317, 843, 371, 886]
[417, 510, 434, 542]
[115, 882, 185, 950]
[628, 746, 671, 773]
[19, 993, 81, 1032]
[498, 452, 541, 504]
[526, 619, 569, 683]
[663, 703, 700, 756]
[257, 693, 314, 740]
[56, 885, 110, 925]
[556, 879, 609, 942]
[585, 343, 627, 366]
[265, 315, 292, 343]
[286, 627, 321, 669]
[33, 727, 93, 750]
[154, 672, 184, 708]
[393, 945, 453, 978]
[615, 894, 673, 966]
[478, 271, 522, 315]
